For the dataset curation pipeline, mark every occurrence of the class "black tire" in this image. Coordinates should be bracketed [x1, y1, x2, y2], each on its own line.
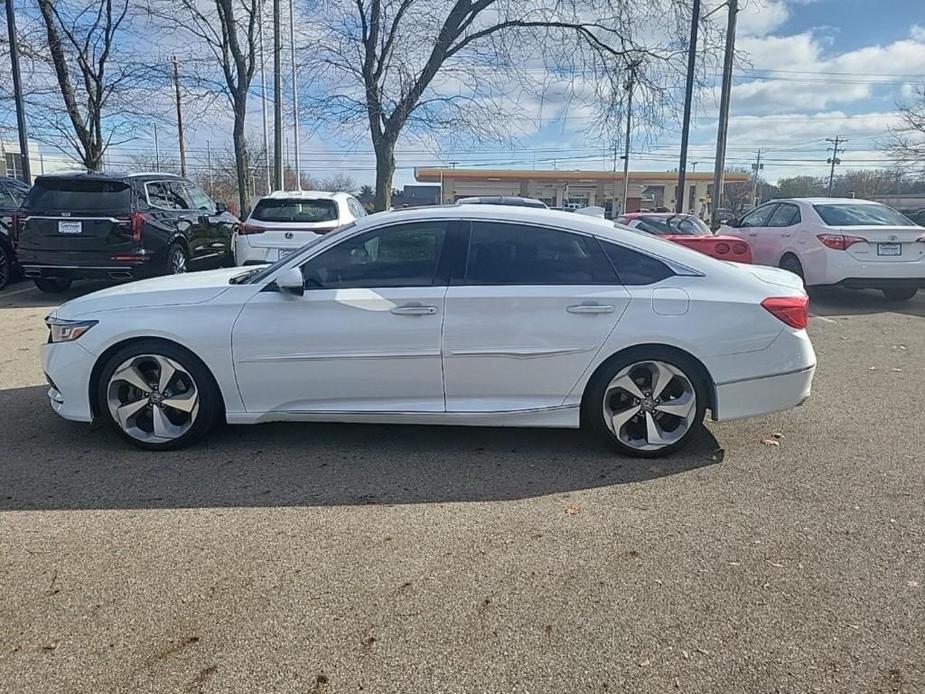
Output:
[779, 254, 805, 281]
[96, 339, 223, 451]
[34, 277, 73, 293]
[582, 347, 708, 459]
[882, 287, 918, 301]
[0, 242, 11, 290]
[165, 243, 188, 275]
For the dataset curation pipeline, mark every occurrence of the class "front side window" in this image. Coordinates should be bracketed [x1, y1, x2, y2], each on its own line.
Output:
[601, 241, 675, 285]
[739, 205, 777, 228]
[302, 221, 447, 289]
[183, 183, 215, 212]
[813, 203, 914, 227]
[464, 222, 616, 285]
[252, 198, 338, 223]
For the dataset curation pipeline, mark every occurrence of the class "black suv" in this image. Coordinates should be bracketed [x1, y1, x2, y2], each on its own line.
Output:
[0, 176, 30, 289]
[17, 172, 238, 292]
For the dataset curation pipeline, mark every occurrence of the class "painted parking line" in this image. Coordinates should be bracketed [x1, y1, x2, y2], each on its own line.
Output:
[0, 286, 37, 298]
[810, 314, 837, 324]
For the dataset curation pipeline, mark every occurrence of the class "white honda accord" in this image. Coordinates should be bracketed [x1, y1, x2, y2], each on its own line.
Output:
[42, 205, 816, 457]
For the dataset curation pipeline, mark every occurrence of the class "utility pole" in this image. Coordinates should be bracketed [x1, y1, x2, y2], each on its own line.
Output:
[154, 123, 160, 170]
[826, 135, 845, 196]
[6, 0, 31, 184]
[288, 0, 301, 188]
[171, 56, 187, 177]
[621, 63, 638, 215]
[676, 0, 701, 214]
[750, 148, 764, 207]
[258, 8, 271, 194]
[710, 0, 739, 228]
[207, 140, 213, 196]
[272, 0, 284, 190]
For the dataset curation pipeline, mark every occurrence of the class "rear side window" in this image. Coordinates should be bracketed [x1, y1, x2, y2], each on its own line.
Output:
[146, 181, 185, 210]
[23, 178, 131, 213]
[464, 222, 617, 285]
[601, 242, 675, 285]
[252, 198, 338, 223]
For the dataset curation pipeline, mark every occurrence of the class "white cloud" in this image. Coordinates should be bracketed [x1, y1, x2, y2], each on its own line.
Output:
[911, 25, 925, 42]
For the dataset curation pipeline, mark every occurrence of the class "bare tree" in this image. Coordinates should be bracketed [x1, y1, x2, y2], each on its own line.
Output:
[145, 0, 264, 215]
[302, 0, 719, 210]
[886, 89, 925, 178]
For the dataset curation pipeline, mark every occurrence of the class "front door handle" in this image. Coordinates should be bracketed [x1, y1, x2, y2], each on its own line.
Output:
[567, 304, 616, 314]
[391, 304, 438, 316]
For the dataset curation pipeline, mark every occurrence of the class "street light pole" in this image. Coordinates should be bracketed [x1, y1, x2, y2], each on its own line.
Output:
[272, 0, 283, 191]
[676, 0, 701, 214]
[258, 7, 271, 194]
[5, 0, 31, 184]
[288, 0, 300, 188]
[621, 65, 637, 215]
[710, 0, 739, 228]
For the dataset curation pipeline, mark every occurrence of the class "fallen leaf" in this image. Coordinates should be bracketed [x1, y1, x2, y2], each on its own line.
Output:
[771, 432, 784, 439]
[760, 438, 780, 447]
[710, 448, 725, 462]
[564, 505, 581, 516]
[681, 649, 690, 660]
[729, 561, 741, 566]
[868, 366, 877, 371]
[638, 659, 650, 667]
[892, 368, 902, 372]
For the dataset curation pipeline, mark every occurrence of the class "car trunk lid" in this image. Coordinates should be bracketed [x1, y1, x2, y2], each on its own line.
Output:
[825, 225, 925, 263]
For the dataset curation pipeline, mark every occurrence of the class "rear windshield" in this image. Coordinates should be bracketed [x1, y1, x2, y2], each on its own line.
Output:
[813, 204, 915, 227]
[24, 178, 132, 213]
[633, 215, 710, 236]
[251, 198, 338, 223]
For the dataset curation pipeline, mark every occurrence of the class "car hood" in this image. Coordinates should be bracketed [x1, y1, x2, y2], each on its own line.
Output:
[56, 267, 249, 318]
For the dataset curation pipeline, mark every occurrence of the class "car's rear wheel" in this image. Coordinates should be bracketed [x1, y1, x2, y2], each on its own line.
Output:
[34, 277, 73, 293]
[882, 287, 917, 301]
[166, 243, 188, 275]
[0, 243, 11, 290]
[584, 349, 707, 458]
[780, 254, 805, 281]
[97, 340, 222, 450]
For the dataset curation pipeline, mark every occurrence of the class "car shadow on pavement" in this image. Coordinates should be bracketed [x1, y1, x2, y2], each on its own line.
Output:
[1, 385, 721, 511]
[809, 287, 925, 318]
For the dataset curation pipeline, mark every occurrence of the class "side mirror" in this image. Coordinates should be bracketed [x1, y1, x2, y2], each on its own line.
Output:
[276, 267, 304, 296]
[215, 202, 227, 214]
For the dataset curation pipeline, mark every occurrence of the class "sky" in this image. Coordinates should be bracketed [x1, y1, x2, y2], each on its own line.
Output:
[7, 0, 924, 190]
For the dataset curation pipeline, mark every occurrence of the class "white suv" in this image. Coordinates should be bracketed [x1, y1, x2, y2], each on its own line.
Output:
[722, 198, 925, 301]
[235, 190, 367, 265]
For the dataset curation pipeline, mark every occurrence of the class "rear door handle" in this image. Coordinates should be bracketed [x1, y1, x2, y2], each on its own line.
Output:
[567, 304, 615, 314]
[781, 233, 792, 238]
[391, 304, 438, 316]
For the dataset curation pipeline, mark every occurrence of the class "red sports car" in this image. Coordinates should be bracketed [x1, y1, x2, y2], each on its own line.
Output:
[616, 212, 753, 263]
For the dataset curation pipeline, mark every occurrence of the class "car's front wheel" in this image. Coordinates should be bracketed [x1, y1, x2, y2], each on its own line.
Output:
[882, 287, 918, 301]
[97, 340, 222, 450]
[584, 349, 708, 458]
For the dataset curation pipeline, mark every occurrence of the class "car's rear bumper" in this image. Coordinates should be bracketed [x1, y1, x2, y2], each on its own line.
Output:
[831, 277, 925, 290]
[22, 263, 157, 282]
[713, 364, 815, 421]
[814, 249, 925, 287]
[234, 234, 316, 266]
[41, 340, 96, 423]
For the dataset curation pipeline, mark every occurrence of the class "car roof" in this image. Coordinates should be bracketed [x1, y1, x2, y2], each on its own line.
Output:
[623, 212, 696, 218]
[456, 196, 547, 208]
[258, 190, 348, 200]
[35, 170, 183, 183]
[773, 197, 882, 206]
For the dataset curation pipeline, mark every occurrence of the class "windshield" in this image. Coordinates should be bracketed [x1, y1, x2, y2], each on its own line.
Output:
[250, 198, 338, 223]
[239, 221, 358, 284]
[813, 203, 914, 227]
[633, 215, 710, 236]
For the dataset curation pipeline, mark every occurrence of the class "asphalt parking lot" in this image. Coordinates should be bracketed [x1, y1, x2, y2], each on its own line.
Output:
[1, 280, 923, 693]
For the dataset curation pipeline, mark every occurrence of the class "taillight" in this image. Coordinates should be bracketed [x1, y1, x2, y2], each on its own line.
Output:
[761, 296, 809, 330]
[732, 242, 748, 255]
[817, 233, 865, 251]
[130, 211, 143, 244]
[715, 242, 730, 254]
[238, 223, 266, 235]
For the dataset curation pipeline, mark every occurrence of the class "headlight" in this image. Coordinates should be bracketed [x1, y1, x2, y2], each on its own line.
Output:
[45, 316, 98, 343]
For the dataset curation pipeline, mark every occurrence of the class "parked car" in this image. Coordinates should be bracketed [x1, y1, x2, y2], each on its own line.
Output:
[456, 196, 548, 209]
[617, 212, 752, 263]
[235, 190, 366, 265]
[0, 176, 30, 289]
[42, 205, 815, 457]
[721, 198, 925, 301]
[16, 172, 237, 293]
[897, 208, 925, 226]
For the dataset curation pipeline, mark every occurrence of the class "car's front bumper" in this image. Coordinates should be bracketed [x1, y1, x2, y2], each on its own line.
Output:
[41, 340, 96, 422]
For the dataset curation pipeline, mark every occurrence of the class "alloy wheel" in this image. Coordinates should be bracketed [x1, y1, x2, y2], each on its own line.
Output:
[106, 354, 200, 443]
[169, 247, 187, 274]
[602, 360, 698, 452]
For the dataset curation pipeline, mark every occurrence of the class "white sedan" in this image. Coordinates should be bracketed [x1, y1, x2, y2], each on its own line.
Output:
[234, 190, 366, 265]
[721, 197, 925, 301]
[42, 205, 816, 457]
